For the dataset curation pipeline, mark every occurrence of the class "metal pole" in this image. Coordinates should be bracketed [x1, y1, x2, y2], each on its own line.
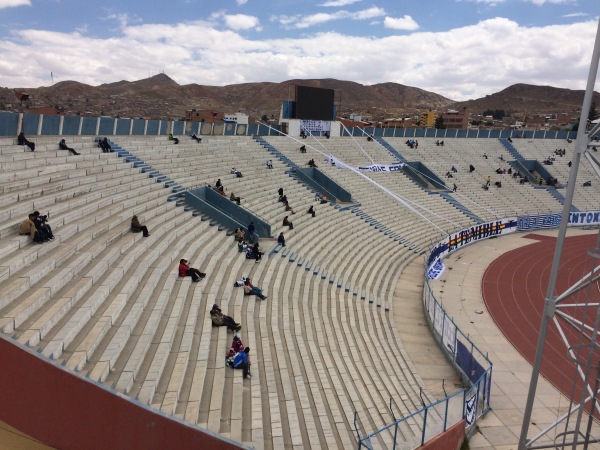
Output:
[518, 17, 600, 449]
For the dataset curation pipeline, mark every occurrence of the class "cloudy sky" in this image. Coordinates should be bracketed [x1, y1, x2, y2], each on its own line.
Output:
[0, 0, 598, 100]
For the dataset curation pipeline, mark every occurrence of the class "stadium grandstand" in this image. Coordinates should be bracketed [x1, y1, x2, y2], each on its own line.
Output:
[0, 78, 599, 450]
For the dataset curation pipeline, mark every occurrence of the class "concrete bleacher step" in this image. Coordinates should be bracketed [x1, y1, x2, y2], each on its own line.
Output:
[0, 135, 475, 448]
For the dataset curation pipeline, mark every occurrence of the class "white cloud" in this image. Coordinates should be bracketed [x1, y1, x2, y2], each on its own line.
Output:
[236, 0, 248, 5]
[273, 6, 385, 29]
[319, 0, 362, 6]
[461, 0, 506, 3]
[563, 12, 588, 18]
[0, 0, 30, 8]
[0, 17, 596, 102]
[384, 15, 419, 31]
[223, 14, 261, 31]
[526, 0, 573, 4]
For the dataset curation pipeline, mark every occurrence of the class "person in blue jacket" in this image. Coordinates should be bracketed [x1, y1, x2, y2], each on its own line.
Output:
[232, 347, 251, 379]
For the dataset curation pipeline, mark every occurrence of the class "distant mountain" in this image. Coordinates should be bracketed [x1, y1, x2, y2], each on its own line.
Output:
[0, 75, 595, 121]
[449, 83, 600, 116]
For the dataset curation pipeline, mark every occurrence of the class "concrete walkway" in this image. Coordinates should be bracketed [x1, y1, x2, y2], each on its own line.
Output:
[431, 228, 600, 450]
[394, 256, 463, 402]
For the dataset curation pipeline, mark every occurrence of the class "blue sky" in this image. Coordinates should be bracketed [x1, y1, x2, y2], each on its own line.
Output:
[0, 0, 598, 100]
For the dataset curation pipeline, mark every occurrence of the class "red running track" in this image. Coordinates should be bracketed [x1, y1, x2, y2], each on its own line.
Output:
[482, 233, 600, 404]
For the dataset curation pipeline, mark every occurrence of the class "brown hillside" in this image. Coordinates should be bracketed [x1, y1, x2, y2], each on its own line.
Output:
[449, 83, 600, 116]
[0, 76, 595, 122]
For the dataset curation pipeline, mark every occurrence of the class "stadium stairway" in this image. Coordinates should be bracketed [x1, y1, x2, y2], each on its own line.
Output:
[253, 136, 298, 169]
[436, 192, 484, 223]
[374, 137, 407, 163]
[499, 138, 526, 160]
[107, 139, 184, 202]
[544, 187, 579, 212]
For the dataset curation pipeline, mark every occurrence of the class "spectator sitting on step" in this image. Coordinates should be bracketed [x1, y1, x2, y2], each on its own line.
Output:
[228, 333, 245, 357]
[300, 145, 306, 153]
[278, 232, 286, 247]
[19, 214, 43, 243]
[235, 228, 245, 242]
[232, 347, 252, 379]
[307, 205, 315, 217]
[280, 194, 288, 205]
[252, 242, 263, 262]
[583, 180, 592, 187]
[243, 279, 267, 300]
[226, 333, 247, 367]
[216, 179, 223, 189]
[320, 194, 328, 205]
[482, 183, 489, 191]
[495, 168, 503, 174]
[284, 202, 295, 214]
[18, 132, 35, 151]
[495, 181, 502, 188]
[33, 211, 54, 241]
[178, 259, 206, 282]
[230, 192, 241, 205]
[100, 137, 111, 153]
[267, 159, 273, 169]
[446, 171, 453, 178]
[59, 139, 80, 155]
[451, 166, 458, 173]
[131, 215, 150, 237]
[168, 133, 179, 144]
[308, 159, 318, 168]
[482, 153, 488, 159]
[238, 241, 250, 253]
[278, 187, 284, 201]
[283, 215, 294, 230]
[230, 167, 243, 178]
[190, 132, 202, 143]
[469, 164, 475, 173]
[210, 304, 240, 332]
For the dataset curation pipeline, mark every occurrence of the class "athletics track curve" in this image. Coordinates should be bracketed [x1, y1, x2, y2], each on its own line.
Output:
[482, 233, 600, 404]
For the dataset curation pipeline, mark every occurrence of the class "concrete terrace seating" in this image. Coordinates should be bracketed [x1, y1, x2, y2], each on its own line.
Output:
[262, 136, 464, 249]
[508, 138, 598, 211]
[0, 134, 506, 449]
[386, 137, 565, 220]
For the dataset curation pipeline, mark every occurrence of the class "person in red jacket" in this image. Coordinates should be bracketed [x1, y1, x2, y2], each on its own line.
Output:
[178, 259, 206, 282]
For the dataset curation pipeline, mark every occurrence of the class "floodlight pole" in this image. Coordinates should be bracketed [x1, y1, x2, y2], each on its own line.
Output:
[518, 17, 600, 450]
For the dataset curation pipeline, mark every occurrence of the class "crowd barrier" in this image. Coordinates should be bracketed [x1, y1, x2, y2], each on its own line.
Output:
[356, 210, 599, 449]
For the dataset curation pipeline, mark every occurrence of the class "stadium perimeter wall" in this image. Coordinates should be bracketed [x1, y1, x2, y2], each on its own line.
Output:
[421, 420, 466, 450]
[0, 111, 578, 139]
[0, 334, 245, 450]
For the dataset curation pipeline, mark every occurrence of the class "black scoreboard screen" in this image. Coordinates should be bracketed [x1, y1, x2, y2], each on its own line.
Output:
[295, 86, 334, 121]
